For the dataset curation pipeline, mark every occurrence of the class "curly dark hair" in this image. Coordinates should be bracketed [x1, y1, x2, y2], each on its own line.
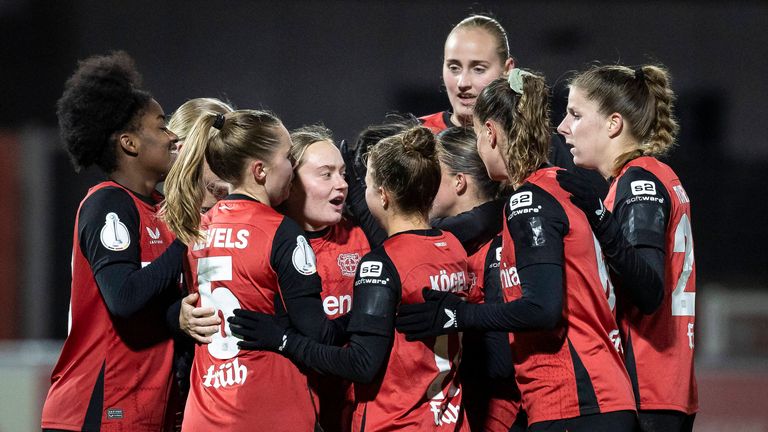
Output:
[57, 51, 153, 173]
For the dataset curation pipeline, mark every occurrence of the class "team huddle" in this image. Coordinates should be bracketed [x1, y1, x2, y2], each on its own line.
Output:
[40, 14, 697, 432]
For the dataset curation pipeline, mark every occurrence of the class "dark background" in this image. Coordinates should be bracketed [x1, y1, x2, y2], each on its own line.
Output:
[1, 0, 766, 338]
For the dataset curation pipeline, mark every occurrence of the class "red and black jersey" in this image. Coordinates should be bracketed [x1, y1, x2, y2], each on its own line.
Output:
[353, 229, 470, 432]
[307, 219, 370, 432]
[182, 197, 321, 432]
[309, 218, 370, 318]
[605, 156, 698, 414]
[462, 236, 522, 432]
[419, 111, 453, 133]
[500, 167, 635, 424]
[42, 181, 178, 432]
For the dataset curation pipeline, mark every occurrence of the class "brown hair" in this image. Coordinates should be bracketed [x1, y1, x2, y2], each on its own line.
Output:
[473, 71, 551, 185]
[367, 126, 441, 218]
[570, 64, 678, 175]
[161, 109, 283, 245]
[436, 127, 500, 201]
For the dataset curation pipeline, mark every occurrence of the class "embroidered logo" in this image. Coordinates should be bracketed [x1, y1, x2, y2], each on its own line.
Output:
[292, 236, 317, 275]
[337, 252, 361, 277]
[100, 213, 130, 251]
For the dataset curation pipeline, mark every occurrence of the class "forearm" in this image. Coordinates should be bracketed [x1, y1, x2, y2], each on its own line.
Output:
[95, 239, 185, 318]
[284, 332, 390, 383]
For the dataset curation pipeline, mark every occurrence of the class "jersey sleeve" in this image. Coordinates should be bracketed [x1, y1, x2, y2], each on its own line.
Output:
[431, 198, 505, 255]
[612, 167, 670, 250]
[271, 216, 347, 344]
[271, 216, 323, 300]
[281, 250, 400, 383]
[506, 184, 568, 270]
[78, 187, 142, 273]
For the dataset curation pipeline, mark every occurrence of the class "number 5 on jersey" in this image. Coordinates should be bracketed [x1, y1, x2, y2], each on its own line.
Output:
[197, 256, 242, 359]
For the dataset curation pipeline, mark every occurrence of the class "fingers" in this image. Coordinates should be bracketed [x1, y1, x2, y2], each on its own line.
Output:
[191, 306, 217, 319]
[395, 313, 428, 329]
[182, 292, 199, 305]
[232, 308, 271, 320]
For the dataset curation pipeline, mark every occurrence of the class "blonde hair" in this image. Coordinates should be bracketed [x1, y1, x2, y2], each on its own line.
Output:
[289, 124, 334, 170]
[450, 14, 511, 65]
[368, 126, 441, 218]
[570, 64, 678, 176]
[161, 109, 283, 245]
[168, 97, 234, 141]
[473, 71, 551, 185]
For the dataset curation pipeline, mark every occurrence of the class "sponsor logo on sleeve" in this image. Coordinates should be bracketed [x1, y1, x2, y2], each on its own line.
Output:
[509, 191, 533, 211]
[292, 236, 317, 275]
[100, 212, 131, 251]
[630, 180, 657, 196]
[359, 261, 383, 277]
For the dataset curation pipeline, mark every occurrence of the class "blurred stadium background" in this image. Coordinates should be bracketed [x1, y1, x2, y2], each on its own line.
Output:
[1, 1, 766, 430]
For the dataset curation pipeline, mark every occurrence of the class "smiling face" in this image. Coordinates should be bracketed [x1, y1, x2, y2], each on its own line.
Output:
[133, 99, 178, 179]
[443, 28, 510, 127]
[285, 140, 348, 231]
[557, 86, 612, 172]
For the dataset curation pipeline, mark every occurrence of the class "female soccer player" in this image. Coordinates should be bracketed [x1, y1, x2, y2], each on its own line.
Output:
[556, 64, 697, 432]
[431, 127, 525, 432]
[282, 125, 371, 432]
[162, 110, 345, 431]
[420, 15, 513, 131]
[42, 51, 186, 431]
[419, 14, 606, 196]
[168, 97, 234, 212]
[229, 126, 471, 431]
[166, 97, 235, 345]
[396, 70, 637, 431]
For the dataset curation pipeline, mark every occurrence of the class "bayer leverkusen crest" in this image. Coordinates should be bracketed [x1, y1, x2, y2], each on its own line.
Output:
[337, 253, 361, 277]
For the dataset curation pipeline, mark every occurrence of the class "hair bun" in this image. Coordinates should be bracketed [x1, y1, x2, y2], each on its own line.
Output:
[401, 126, 436, 158]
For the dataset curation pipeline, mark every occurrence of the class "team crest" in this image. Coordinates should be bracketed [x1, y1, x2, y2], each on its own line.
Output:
[337, 253, 361, 277]
[292, 236, 317, 275]
[100, 212, 130, 251]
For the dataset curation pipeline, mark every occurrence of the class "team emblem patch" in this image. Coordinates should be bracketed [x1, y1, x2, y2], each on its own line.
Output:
[337, 252, 361, 277]
[100, 212, 130, 251]
[292, 235, 317, 275]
